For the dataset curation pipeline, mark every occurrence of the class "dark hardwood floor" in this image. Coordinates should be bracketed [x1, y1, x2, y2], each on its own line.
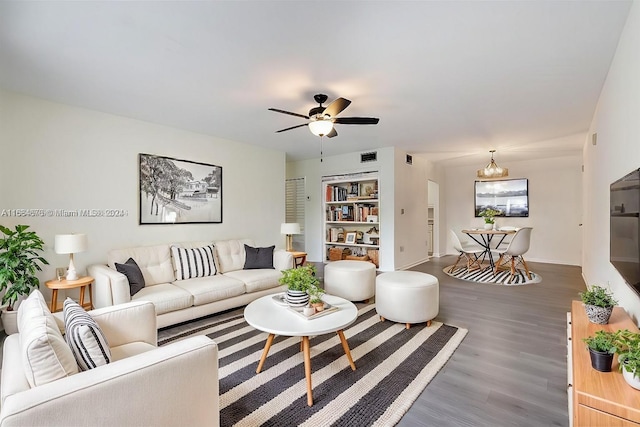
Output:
[396, 255, 584, 427]
[0, 256, 584, 426]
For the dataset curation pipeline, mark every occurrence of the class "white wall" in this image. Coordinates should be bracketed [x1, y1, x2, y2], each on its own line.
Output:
[0, 89, 286, 299]
[393, 152, 436, 270]
[583, 1, 640, 322]
[443, 155, 583, 265]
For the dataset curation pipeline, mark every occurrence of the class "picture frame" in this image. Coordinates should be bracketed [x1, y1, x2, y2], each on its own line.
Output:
[474, 178, 528, 217]
[139, 153, 223, 224]
[345, 232, 357, 244]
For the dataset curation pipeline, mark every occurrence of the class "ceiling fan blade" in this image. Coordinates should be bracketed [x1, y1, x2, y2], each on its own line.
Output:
[275, 123, 308, 133]
[326, 128, 338, 138]
[322, 97, 351, 117]
[333, 117, 380, 125]
[268, 108, 309, 119]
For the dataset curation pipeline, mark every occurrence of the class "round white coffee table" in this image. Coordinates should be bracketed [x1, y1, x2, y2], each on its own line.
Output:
[244, 293, 358, 406]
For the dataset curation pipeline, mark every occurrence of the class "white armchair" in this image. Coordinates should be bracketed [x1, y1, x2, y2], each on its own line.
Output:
[0, 300, 219, 427]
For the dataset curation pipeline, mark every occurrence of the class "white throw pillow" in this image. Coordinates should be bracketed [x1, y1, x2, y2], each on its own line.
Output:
[64, 298, 112, 370]
[18, 290, 79, 387]
[171, 244, 217, 280]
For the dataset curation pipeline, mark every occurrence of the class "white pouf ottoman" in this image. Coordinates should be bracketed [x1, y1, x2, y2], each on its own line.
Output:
[323, 260, 376, 302]
[376, 271, 439, 329]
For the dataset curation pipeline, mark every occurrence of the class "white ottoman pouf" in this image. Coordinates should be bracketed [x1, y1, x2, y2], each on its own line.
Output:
[324, 260, 376, 302]
[376, 271, 439, 329]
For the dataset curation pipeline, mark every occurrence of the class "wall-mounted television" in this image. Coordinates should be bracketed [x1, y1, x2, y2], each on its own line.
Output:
[610, 168, 640, 296]
[474, 178, 529, 217]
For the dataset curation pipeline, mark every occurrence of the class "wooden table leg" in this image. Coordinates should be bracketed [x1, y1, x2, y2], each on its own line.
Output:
[256, 333, 275, 374]
[79, 285, 86, 308]
[337, 330, 356, 371]
[88, 282, 93, 309]
[302, 336, 313, 406]
[50, 289, 58, 313]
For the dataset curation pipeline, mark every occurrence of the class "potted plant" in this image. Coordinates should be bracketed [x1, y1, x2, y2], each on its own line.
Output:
[583, 330, 625, 372]
[615, 330, 640, 390]
[0, 224, 49, 334]
[278, 264, 319, 307]
[479, 208, 501, 230]
[308, 284, 325, 312]
[579, 285, 618, 324]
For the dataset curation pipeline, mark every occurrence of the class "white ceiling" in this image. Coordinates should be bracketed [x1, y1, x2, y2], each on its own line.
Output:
[0, 1, 632, 166]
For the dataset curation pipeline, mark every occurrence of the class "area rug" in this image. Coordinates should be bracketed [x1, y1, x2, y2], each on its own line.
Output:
[159, 304, 467, 427]
[444, 265, 542, 285]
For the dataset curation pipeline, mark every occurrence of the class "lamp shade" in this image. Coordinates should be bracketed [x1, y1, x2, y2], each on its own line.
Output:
[281, 223, 301, 235]
[308, 119, 334, 137]
[54, 234, 88, 254]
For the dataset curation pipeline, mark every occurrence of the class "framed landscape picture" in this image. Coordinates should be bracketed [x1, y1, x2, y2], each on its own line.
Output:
[139, 153, 222, 224]
[474, 178, 528, 217]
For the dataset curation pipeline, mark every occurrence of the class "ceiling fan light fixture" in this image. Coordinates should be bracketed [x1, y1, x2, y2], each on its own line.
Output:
[477, 150, 509, 179]
[308, 119, 334, 137]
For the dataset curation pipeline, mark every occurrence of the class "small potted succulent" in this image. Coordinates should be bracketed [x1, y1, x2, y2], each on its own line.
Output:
[308, 284, 326, 312]
[479, 208, 501, 230]
[583, 330, 625, 372]
[579, 285, 618, 324]
[278, 264, 319, 307]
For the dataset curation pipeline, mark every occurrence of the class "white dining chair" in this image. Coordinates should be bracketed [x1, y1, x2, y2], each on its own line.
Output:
[493, 227, 533, 283]
[449, 229, 486, 273]
[490, 226, 518, 249]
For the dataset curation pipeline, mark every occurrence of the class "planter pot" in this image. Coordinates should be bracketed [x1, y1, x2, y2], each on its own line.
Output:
[584, 304, 614, 324]
[588, 348, 614, 372]
[286, 290, 309, 307]
[484, 223, 493, 230]
[622, 365, 640, 390]
[1, 309, 19, 335]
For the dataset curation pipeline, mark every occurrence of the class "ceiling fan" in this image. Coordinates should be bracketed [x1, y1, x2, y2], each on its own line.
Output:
[269, 94, 379, 138]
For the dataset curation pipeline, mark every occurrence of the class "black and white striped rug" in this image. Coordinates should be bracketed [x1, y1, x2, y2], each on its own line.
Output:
[159, 304, 467, 426]
[444, 265, 541, 285]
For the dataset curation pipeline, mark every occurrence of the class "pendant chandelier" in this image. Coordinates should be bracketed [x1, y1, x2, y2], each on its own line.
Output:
[477, 150, 508, 179]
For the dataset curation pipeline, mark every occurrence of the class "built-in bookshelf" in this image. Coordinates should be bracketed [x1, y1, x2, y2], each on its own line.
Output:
[323, 172, 380, 267]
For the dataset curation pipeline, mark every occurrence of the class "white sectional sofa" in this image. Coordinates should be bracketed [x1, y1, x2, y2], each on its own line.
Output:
[88, 239, 292, 328]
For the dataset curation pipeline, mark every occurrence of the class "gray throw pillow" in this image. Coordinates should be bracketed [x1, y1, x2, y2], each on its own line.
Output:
[115, 257, 145, 296]
[244, 244, 275, 269]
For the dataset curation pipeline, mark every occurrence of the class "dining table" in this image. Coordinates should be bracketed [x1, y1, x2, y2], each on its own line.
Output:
[461, 228, 516, 270]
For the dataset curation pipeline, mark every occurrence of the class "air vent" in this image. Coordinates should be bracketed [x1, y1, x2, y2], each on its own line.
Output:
[406, 154, 413, 165]
[361, 151, 377, 163]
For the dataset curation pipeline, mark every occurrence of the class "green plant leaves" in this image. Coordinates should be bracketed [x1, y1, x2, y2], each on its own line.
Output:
[579, 285, 618, 308]
[0, 224, 49, 309]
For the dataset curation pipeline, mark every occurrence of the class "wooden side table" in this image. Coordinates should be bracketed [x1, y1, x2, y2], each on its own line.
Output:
[289, 251, 307, 268]
[45, 276, 94, 313]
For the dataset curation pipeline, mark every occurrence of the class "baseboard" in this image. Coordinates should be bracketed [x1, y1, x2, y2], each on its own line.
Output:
[398, 257, 430, 271]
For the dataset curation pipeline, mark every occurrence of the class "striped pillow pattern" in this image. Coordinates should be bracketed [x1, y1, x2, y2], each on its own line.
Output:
[63, 298, 111, 371]
[171, 244, 217, 280]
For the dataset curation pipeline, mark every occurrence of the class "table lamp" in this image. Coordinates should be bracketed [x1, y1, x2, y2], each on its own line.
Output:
[54, 233, 88, 281]
[280, 223, 300, 252]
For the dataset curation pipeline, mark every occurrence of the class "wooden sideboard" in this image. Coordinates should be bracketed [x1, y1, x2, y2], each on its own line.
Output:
[569, 300, 640, 426]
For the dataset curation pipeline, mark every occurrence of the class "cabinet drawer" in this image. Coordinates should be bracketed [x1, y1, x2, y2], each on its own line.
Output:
[576, 404, 640, 427]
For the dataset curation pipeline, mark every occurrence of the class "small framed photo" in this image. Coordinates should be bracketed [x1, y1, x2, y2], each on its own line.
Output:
[345, 232, 357, 244]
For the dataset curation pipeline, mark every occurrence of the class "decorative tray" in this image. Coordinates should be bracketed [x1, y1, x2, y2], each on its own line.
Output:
[287, 304, 340, 320]
[272, 293, 340, 320]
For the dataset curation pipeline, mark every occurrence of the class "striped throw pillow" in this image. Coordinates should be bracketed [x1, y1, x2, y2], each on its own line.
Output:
[63, 298, 111, 371]
[171, 244, 217, 280]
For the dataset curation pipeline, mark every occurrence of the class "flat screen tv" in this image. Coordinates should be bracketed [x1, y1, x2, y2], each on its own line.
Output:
[610, 168, 640, 296]
[474, 178, 529, 217]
